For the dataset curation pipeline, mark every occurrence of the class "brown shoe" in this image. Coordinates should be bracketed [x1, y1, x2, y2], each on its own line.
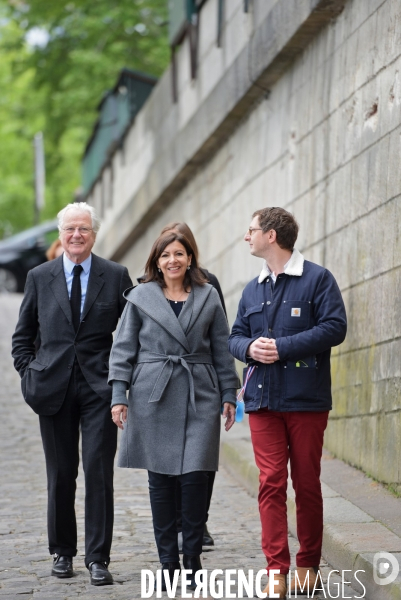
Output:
[263, 573, 287, 598]
[289, 567, 318, 595]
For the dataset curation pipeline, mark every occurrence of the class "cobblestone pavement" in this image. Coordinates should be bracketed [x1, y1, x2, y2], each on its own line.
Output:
[0, 294, 366, 599]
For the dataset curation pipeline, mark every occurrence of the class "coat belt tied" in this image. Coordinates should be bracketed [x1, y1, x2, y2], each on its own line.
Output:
[137, 351, 214, 412]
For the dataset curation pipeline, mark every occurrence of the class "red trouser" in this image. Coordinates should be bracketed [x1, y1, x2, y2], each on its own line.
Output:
[249, 408, 329, 574]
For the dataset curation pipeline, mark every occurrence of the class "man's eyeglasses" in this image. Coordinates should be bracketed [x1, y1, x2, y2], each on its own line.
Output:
[62, 227, 93, 235]
[246, 227, 263, 236]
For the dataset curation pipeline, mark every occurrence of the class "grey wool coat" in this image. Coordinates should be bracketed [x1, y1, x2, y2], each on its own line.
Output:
[108, 281, 239, 475]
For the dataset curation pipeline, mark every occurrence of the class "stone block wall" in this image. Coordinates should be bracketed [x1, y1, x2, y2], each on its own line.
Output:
[86, 0, 401, 486]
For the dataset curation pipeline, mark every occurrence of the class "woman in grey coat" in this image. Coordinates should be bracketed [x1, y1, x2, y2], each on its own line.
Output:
[109, 230, 239, 589]
[158, 221, 226, 551]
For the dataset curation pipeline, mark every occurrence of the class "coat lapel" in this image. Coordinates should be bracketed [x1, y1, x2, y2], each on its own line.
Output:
[186, 284, 213, 334]
[81, 254, 105, 321]
[128, 282, 191, 352]
[178, 287, 193, 334]
[48, 255, 72, 324]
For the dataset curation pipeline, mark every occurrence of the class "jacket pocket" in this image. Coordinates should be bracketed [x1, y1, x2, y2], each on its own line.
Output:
[243, 304, 264, 335]
[205, 364, 217, 389]
[24, 360, 47, 403]
[97, 301, 115, 310]
[131, 363, 144, 387]
[27, 360, 47, 371]
[282, 301, 311, 330]
[284, 357, 317, 402]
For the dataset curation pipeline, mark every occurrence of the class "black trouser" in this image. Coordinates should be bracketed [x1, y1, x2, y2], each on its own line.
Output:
[39, 363, 117, 567]
[175, 471, 216, 531]
[148, 471, 209, 563]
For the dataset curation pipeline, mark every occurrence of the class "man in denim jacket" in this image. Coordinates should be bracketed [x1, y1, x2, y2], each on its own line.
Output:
[229, 207, 346, 598]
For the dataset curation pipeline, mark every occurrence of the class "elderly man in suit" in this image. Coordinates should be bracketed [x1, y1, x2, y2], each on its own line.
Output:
[12, 202, 132, 585]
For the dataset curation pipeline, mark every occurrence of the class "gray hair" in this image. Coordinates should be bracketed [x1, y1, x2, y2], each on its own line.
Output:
[57, 202, 101, 234]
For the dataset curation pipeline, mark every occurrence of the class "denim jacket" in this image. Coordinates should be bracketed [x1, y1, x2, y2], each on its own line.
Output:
[228, 250, 347, 412]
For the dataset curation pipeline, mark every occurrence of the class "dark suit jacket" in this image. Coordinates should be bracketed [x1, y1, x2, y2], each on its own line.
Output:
[200, 269, 226, 316]
[12, 253, 132, 416]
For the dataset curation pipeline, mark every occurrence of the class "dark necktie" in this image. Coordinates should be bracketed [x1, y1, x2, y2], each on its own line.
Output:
[71, 264, 83, 332]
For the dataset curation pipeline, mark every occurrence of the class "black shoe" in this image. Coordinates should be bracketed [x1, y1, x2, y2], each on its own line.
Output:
[51, 555, 73, 578]
[88, 562, 113, 586]
[183, 554, 202, 590]
[178, 531, 183, 553]
[155, 562, 181, 591]
[203, 524, 214, 546]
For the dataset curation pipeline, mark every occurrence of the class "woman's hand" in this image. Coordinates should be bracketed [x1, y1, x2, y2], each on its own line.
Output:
[111, 404, 128, 430]
[222, 402, 236, 431]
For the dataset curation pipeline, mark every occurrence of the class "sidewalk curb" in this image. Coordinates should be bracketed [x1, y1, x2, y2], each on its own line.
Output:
[220, 428, 401, 600]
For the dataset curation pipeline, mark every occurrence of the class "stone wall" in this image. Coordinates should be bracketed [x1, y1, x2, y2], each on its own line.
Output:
[86, 0, 401, 486]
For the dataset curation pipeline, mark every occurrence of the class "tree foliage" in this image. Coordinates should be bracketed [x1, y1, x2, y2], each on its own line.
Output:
[0, 0, 169, 238]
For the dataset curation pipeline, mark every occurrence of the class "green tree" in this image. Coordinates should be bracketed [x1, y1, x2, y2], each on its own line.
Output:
[0, 0, 168, 238]
[0, 15, 43, 236]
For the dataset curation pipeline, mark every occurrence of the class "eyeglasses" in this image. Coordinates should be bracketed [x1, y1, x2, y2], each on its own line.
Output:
[246, 227, 263, 236]
[62, 227, 93, 235]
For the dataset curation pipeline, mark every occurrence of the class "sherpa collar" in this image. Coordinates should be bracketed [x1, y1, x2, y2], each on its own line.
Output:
[258, 248, 304, 283]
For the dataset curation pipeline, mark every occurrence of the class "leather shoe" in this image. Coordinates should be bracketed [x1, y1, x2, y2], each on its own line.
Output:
[203, 523, 214, 546]
[51, 555, 73, 578]
[262, 573, 287, 599]
[183, 554, 203, 590]
[88, 562, 113, 586]
[289, 566, 318, 595]
[155, 562, 181, 591]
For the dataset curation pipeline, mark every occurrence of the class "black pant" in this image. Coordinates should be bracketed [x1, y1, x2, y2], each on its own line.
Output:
[148, 471, 208, 563]
[176, 471, 216, 531]
[39, 363, 117, 566]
